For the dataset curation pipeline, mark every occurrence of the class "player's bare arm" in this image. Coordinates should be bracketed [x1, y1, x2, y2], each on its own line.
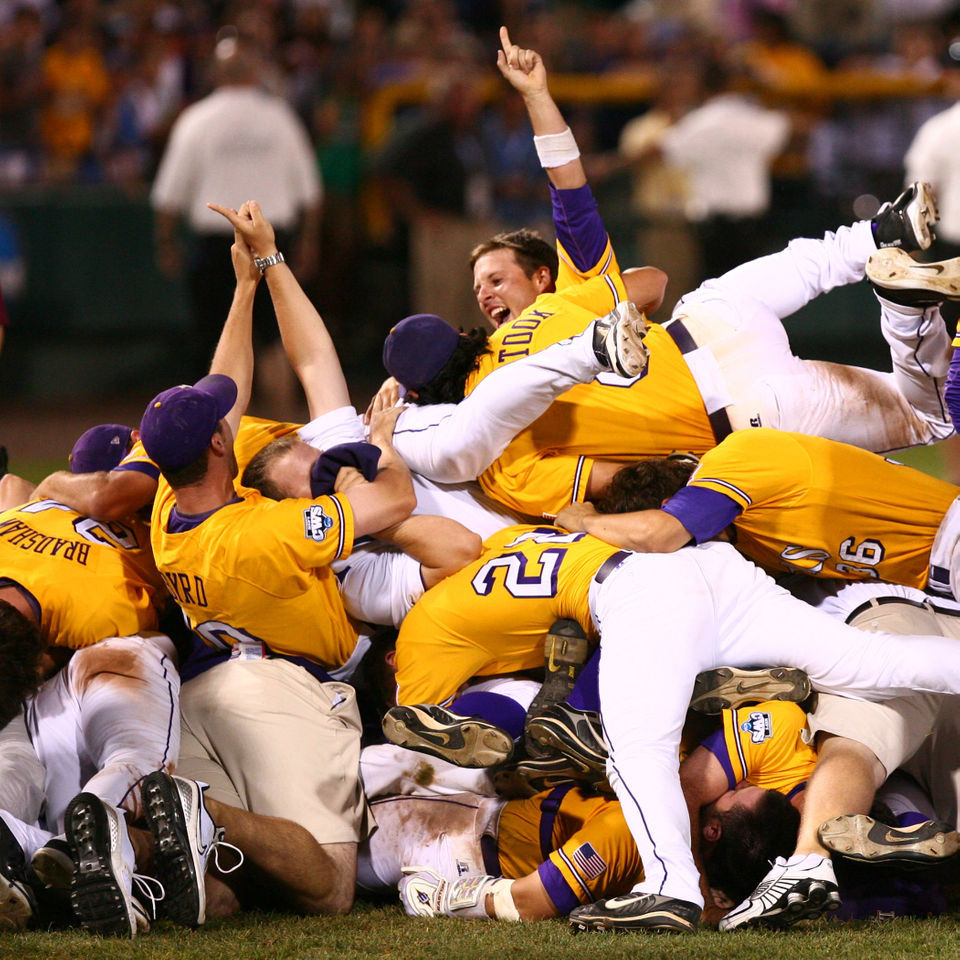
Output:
[344, 404, 416, 537]
[204, 202, 262, 434]
[31, 468, 157, 522]
[0, 472, 36, 511]
[623, 266, 668, 316]
[212, 199, 350, 420]
[376, 514, 482, 588]
[555, 500, 692, 552]
[497, 26, 585, 190]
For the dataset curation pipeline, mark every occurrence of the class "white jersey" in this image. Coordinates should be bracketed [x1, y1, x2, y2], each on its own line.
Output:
[299, 407, 524, 625]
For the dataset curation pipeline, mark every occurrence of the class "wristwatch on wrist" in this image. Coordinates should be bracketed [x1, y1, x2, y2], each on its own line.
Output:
[254, 251, 285, 274]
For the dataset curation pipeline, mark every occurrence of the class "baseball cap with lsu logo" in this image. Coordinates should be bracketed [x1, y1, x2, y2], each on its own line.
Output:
[382, 314, 461, 392]
[140, 374, 238, 473]
[69, 423, 134, 474]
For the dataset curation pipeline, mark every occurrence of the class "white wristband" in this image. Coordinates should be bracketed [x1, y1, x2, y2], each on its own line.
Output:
[533, 127, 581, 168]
[489, 878, 520, 922]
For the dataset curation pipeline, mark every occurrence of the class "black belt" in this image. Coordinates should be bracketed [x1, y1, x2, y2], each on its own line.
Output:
[594, 550, 631, 585]
[664, 319, 734, 444]
[845, 595, 931, 625]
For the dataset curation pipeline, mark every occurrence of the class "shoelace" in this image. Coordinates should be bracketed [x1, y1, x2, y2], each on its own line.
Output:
[208, 828, 244, 875]
[132, 873, 166, 920]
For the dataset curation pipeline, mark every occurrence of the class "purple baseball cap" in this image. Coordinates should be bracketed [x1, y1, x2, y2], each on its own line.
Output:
[140, 374, 238, 473]
[69, 424, 134, 474]
[382, 314, 460, 391]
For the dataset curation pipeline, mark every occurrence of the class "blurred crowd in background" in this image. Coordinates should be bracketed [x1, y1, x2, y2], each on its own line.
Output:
[3, 0, 960, 384]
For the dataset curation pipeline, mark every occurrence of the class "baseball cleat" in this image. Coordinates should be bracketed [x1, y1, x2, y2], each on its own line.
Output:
[524, 619, 590, 756]
[32, 838, 74, 890]
[0, 816, 37, 930]
[818, 813, 959, 865]
[382, 704, 514, 768]
[718, 854, 840, 930]
[592, 302, 650, 378]
[872, 181, 938, 252]
[689, 666, 811, 714]
[866, 247, 960, 306]
[142, 771, 239, 927]
[493, 754, 602, 798]
[65, 792, 151, 938]
[525, 703, 607, 775]
[569, 892, 700, 934]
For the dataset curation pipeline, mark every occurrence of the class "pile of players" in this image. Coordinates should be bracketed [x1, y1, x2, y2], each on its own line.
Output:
[4, 26, 960, 939]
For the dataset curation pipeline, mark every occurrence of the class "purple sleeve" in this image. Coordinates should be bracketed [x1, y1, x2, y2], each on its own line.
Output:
[701, 727, 737, 791]
[944, 346, 960, 428]
[660, 485, 742, 544]
[551, 183, 608, 274]
[113, 460, 160, 481]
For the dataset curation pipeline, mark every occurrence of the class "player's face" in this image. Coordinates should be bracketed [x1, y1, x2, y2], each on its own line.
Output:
[266, 439, 320, 499]
[473, 249, 544, 328]
[703, 781, 766, 822]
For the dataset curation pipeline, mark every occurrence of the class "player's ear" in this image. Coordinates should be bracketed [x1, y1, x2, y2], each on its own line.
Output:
[702, 817, 721, 843]
[384, 649, 397, 671]
[534, 264, 553, 292]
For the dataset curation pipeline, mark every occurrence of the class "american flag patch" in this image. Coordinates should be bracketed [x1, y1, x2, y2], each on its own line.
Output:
[572, 842, 606, 880]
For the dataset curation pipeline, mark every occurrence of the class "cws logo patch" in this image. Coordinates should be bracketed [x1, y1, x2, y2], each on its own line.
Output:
[741, 710, 773, 744]
[303, 504, 333, 542]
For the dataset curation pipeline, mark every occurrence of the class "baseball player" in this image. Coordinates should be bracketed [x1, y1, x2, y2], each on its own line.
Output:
[556, 426, 960, 597]
[378, 28, 951, 519]
[140, 199, 420, 920]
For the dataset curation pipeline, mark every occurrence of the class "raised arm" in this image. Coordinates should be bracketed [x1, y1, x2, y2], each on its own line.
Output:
[340, 404, 415, 538]
[497, 26, 585, 190]
[209, 200, 350, 420]
[205, 202, 261, 436]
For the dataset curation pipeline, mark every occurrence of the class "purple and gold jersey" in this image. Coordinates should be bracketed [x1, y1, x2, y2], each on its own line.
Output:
[705, 701, 816, 797]
[0, 500, 163, 648]
[679, 429, 957, 585]
[151, 484, 358, 668]
[117, 416, 300, 489]
[498, 785, 643, 913]
[463, 280, 713, 517]
[394, 525, 622, 706]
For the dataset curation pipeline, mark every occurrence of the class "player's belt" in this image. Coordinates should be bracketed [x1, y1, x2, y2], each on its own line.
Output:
[664, 319, 734, 444]
[844, 594, 932, 625]
[593, 550, 631, 585]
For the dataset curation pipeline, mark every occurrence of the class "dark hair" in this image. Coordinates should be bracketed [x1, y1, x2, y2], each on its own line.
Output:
[597, 458, 696, 514]
[408, 328, 491, 405]
[0, 600, 43, 729]
[705, 789, 800, 904]
[241, 435, 301, 500]
[470, 229, 559, 286]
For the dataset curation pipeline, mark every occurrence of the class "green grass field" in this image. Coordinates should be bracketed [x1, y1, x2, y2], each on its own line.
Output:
[6, 903, 960, 960]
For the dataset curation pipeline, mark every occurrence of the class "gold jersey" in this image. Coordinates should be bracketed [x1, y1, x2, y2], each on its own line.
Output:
[150, 484, 357, 669]
[394, 525, 623, 706]
[0, 499, 163, 648]
[498, 786, 643, 913]
[463, 276, 714, 517]
[687, 428, 958, 585]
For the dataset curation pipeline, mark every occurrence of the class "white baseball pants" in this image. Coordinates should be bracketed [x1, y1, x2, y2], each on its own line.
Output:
[671, 219, 952, 451]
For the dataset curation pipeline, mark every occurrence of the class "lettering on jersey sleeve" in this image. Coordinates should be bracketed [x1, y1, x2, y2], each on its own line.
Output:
[740, 711, 773, 744]
[304, 504, 333, 542]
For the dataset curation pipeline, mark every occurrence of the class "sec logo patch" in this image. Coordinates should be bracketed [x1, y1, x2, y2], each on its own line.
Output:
[303, 504, 333, 542]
